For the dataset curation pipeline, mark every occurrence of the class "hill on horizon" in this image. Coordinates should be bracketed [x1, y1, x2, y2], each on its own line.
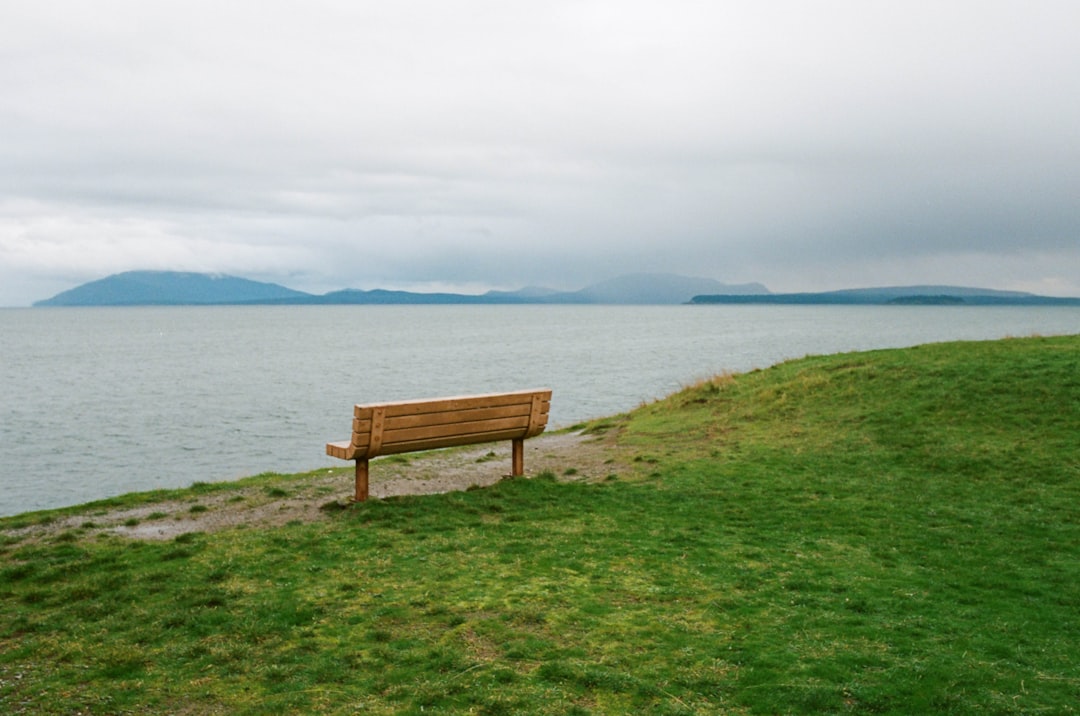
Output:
[33, 271, 769, 306]
[33, 271, 311, 306]
[531, 273, 768, 304]
[689, 284, 1080, 306]
[37, 271, 1078, 307]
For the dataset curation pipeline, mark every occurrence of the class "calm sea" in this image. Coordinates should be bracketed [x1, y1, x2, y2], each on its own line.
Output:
[2, 304, 1078, 516]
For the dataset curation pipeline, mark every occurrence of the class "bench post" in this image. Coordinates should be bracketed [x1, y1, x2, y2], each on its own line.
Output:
[512, 438, 524, 477]
[354, 458, 370, 502]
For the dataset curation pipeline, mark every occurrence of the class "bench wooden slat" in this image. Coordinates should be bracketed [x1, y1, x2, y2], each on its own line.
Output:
[344, 411, 551, 459]
[349, 416, 532, 452]
[374, 427, 537, 456]
[328, 419, 542, 460]
[352, 390, 546, 419]
[326, 440, 352, 460]
[351, 402, 539, 435]
[382, 415, 532, 446]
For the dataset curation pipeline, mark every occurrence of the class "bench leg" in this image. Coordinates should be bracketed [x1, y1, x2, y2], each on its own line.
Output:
[512, 438, 524, 477]
[354, 458, 370, 502]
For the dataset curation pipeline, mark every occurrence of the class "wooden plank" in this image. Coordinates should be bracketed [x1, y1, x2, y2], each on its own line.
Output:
[348, 409, 542, 450]
[384, 403, 534, 430]
[368, 406, 386, 456]
[350, 398, 548, 450]
[377, 427, 534, 456]
[330, 427, 532, 461]
[352, 403, 545, 435]
[526, 393, 549, 438]
[354, 389, 550, 417]
[326, 440, 352, 460]
[381, 415, 531, 446]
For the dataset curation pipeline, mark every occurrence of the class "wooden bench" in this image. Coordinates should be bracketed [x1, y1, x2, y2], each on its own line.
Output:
[326, 388, 552, 501]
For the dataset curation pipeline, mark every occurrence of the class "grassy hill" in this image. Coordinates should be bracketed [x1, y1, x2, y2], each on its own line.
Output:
[2, 336, 1078, 714]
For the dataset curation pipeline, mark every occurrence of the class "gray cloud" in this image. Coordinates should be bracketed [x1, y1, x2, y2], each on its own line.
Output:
[2, 0, 1079, 305]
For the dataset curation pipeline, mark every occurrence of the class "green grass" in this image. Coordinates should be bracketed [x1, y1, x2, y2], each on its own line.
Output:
[2, 335, 1078, 714]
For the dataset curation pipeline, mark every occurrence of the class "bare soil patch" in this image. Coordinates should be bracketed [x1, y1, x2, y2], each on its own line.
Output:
[5, 429, 628, 543]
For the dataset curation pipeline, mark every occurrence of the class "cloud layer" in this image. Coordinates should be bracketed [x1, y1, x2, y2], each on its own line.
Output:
[3, 0, 1079, 304]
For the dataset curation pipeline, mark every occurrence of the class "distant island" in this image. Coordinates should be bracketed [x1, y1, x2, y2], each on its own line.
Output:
[690, 286, 1080, 307]
[33, 271, 769, 307]
[32, 271, 1080, 307]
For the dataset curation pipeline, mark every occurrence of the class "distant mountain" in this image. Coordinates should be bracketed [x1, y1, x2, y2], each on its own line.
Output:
[535, 273, 769, 305]
[38, 273, 1080, 307]
[483, 285, 562, 301]
[281, 274, 768, 305]
[33, 271, 311, 306]
[35, 271, 770, 306]
[690, 285, 1080, 306]
[304, 288, 528, 305]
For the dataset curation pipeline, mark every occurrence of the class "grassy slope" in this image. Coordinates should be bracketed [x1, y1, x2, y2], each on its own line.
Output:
[2, 336, 1078, 715]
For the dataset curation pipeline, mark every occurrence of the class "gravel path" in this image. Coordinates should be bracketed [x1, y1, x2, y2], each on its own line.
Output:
[5, 429, 626, 542]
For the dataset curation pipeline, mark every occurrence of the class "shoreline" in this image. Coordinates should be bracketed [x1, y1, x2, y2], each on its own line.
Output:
[1, 429, 623, 542]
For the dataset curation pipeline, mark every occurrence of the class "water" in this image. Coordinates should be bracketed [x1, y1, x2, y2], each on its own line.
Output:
[2, 304, 1077, 516]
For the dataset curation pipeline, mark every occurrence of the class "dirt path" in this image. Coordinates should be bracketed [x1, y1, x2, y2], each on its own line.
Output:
[5, 429, 627, 542]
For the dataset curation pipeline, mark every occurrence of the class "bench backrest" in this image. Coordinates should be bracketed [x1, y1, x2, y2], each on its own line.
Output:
[326, 388, 552, 461]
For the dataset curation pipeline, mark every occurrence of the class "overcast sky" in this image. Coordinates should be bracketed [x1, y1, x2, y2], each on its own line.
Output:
[2, 1, 1079, 305]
